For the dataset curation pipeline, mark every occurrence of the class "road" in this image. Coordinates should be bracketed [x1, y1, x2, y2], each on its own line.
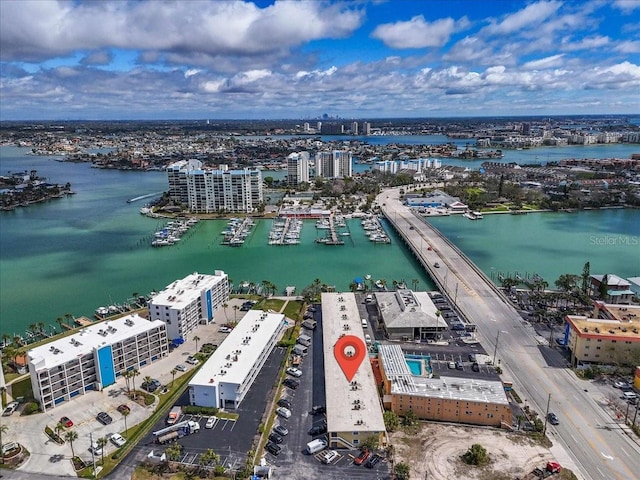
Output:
[378, 188, 640, 480]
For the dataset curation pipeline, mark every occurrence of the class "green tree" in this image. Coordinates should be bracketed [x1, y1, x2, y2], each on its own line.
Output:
[199, 448, 220, 467]
[130, 369, 140, 394]
[170, 368, 177, 387]
[165, 442, 183, 462]
[360, 435, 380, 451]
[383, 410, 399, 432]
[96, 436, 108, 464]
[599, 274, 609, 299]
[121, 408, 130, 436]
[555, 274, 580, 292]
[395, 462, 410, 480]
[232, 305, 239, 323]
[222, 303, 229, 322]
[64, 430, 78, 458]
[411, 278, 419, 291]
[462, 443, 489, 466]
[193, 335, 200, 351]
[581, 261, 591, 294]
[401, 410, 418, 427]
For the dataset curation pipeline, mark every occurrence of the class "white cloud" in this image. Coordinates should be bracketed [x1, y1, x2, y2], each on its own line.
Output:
[0, 0, 364, 62]
[560, 35, 610, 52]
[184, 69, 201, 78]
[612, 0, 640, 13]
[615, 40, 640, 54]
[371, 15, 466, 49]
[523, 54, 566, 70]
[483, 1, 562, 36]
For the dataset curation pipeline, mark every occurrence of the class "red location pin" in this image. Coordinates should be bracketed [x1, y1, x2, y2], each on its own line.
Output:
[334, 335, 367, 382]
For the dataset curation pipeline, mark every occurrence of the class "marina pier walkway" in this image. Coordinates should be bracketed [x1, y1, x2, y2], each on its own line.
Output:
[378, 187, 640, 480]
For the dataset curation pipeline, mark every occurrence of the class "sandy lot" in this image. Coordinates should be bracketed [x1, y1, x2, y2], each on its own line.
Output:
[391, 423, 560, 480]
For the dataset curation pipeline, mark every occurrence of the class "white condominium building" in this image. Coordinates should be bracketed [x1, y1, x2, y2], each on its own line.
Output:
[189, 310, 287, 409]
[148, 271, 229, 340]
[27, 314, 168, 412]
[167, 160, 263, 213]
[315, 150, 353, 178]
[286, 152, 310, 186]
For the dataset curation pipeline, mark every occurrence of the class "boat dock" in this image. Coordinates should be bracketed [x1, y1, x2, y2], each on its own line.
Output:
[221, 217, 255, 246]
[268, 218, 302, 245]
[361, 215, 391, 243]
[315, 214, 348, 245]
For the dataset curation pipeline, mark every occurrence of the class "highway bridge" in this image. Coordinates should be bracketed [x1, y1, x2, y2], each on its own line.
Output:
[378, 187, 640, 480]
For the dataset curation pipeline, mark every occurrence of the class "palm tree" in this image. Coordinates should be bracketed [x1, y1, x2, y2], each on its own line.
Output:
[64, 430, 78, 458]
[1, 333, 10, 347]
[232, 305, 239, 323]
[143, 375, 153, 391]
[96, 436, 108, 464]
[0, 423, 8, 463]
[122, 370, 132, 396]
[199, 448, 220, 467]
[130, 369, 140, 394]
[348, 282, 358, 293]
[411, 278, 420, 291]
[37, 322, 45, 336]
[56, 317, 64, 332]
[55, 422, 65, 437]
[222, 303, 229, 322]
[170, 368, 177, 387]
[121, 408, 130, 436]
[193, 335, 200, 352]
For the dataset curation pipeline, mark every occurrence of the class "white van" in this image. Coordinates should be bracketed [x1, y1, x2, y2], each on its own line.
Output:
[306, 438, 327, 454]
[622, 391, 637, 402]
[365, 334, 372, 345]
[361, 318, 368, 328]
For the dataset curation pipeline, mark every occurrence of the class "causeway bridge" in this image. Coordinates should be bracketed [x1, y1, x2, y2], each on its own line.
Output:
[378, 187, 640, 480]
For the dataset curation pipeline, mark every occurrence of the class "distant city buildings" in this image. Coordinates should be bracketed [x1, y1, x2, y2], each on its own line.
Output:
[315, 150, 353, 178]
[286, 152, 310, 186]
[167, 160, 263, 213]
[374, 157, 441, 174]
[148, 271, 229, 340]
[27, 314, 168, 412]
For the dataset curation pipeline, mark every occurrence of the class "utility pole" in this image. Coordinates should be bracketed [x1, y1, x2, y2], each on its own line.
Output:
[492, 330, 501, 366]
[89, 432, 96, 478]
[543, 393, 551, 435]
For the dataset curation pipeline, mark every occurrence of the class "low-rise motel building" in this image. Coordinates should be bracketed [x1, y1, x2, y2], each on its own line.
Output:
[27, 314, 168, 412]
[188, 310, 287, 410]
[321, 292, 387, 449]
[565, 301, 640, 367]
[148, 270, 229, 341]
[378, 344, 511, 428]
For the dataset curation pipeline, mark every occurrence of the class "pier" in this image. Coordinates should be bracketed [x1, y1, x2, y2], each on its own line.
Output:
[378, 187, 639, 480]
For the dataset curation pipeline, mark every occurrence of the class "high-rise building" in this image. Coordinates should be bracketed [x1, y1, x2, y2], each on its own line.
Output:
[363, 121, 371, 135]
[351, 121, 359, 135]
[315, 150, 353, 178]
[286, 152, 310, 186]
[167, 160, 263, 213]
[148, 271, 229, 340]
[27, 314, 168, 411]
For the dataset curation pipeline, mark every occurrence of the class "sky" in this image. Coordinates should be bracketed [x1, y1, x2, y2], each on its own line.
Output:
[0, 0, 639, 121]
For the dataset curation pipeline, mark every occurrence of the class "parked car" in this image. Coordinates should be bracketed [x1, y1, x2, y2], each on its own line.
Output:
[186, 356, 199, 365]
[613, 380, 631, 389]
[218, 326, 233, 333]
[2, 402, 18, 416]
[321, 450, 339, 464]
[142, 379, 161, 392]
[468, 353, 477, 362]
[60, 416, 73, 428]
[448, 361, 456, 369]
[96, 412, 113, 425]
[283, 378, 300, 389]
[286, 367, 302, 377]
[354, 449, 371, 465]
[205, 416, 216, 429]
[471, 362, 480, 372]
[273, 424, 289, 436]
[276, 407, 292, 419]
[547, 412, 560, 425]
[110, 433, 126, 447]
[277, 398, 292, 409]
[310, 405, 326, 415]
[265, 441, 282, 456]
[117, 404, 131, 414]
[268, 432, 283, 444]
[455, 361, 463, 370]
[175, 364, 187, 372]
[365, 453, 383, 469]
[308, 424, 327, 436]
[89, 442, 103, 456]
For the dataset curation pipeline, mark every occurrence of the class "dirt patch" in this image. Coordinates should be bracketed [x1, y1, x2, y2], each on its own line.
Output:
[390, 424, 556, 480]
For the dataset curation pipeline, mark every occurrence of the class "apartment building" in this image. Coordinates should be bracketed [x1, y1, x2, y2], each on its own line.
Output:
[322, 292, 387, 449]
[148, 271, 229, 340]
[286, 152, 310, 186]
[167, 160, 263, 213]
[27, 314, 168, 412]
[566, 301, 640, 367]
[378, 344, 511, 428]
[188, 310, 287, 409]
[315, 150, 353, 179]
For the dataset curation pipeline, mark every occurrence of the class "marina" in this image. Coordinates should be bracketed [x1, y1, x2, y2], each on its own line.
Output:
[151, 217, 200, 247]
[314, 214, 350, 246]
[221, 217, 255, 246]
[268, 217, 303, 245]
[361, 214, 391, 243]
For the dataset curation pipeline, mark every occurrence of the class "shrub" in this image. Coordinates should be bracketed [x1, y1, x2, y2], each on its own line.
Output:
[462, 443, 489, 466]
[183, 405, 219, 416]
[21, 402, 39, 415]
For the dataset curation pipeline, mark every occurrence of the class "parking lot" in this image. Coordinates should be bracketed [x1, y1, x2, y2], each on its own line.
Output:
[266, 305, 392, 480]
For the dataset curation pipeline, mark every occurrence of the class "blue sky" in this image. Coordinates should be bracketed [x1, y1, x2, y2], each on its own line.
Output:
[0, 0, 638, 120]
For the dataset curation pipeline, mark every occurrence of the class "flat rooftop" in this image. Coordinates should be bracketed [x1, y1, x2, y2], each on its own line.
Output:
[151, 271, 227, 310]
[322, 292, 386, 434]
[190, 310, 286, 387]
[567, 303, 640, 340]
[28, 314, 164, 371]
[376, 289, 448, 329]
[378, 345, 508, 404]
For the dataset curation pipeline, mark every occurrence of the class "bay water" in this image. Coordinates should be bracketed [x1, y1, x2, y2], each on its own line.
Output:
[1, 140, 638, 339]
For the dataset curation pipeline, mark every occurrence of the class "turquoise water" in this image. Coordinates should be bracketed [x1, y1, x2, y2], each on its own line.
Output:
[2, 142, 638, 339]
[427, 210, 640, 286]
[406, 359, 422, 375]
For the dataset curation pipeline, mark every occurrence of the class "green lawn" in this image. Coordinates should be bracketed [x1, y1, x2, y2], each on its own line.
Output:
[10, 376, 34, 401]
[283, 300, 304, 321]
[257, 298, 286, 312]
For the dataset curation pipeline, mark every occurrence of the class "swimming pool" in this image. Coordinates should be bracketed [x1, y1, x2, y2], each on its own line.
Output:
[406, 359, 422, 375]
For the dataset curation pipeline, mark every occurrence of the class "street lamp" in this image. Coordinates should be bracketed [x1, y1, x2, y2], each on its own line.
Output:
[493, 330, 507, 366]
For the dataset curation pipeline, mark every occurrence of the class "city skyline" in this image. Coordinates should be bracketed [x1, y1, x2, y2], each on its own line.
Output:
[1, 0, 639, 121]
